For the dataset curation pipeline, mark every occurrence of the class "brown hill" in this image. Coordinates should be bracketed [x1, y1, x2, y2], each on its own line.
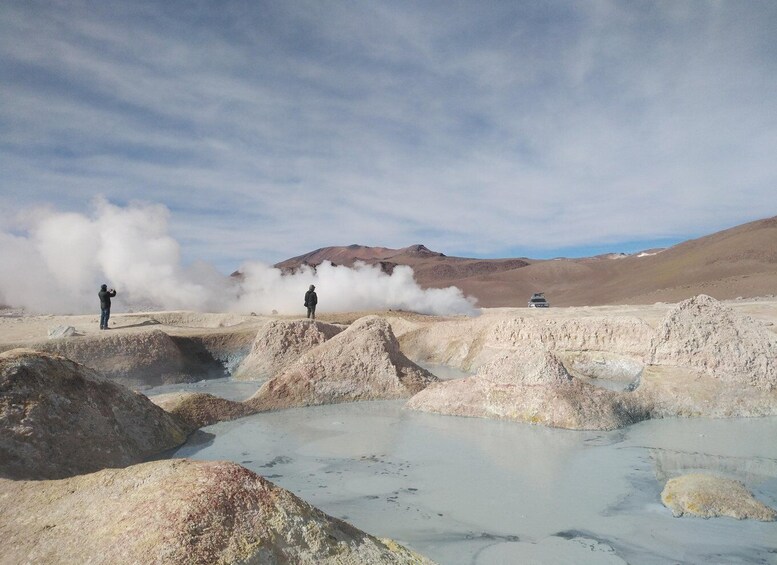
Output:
[273, 216, 777, 307]
[275, 243, 530, 283]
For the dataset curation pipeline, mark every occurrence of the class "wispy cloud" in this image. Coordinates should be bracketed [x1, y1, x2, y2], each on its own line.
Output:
[2, 0, 776, 270]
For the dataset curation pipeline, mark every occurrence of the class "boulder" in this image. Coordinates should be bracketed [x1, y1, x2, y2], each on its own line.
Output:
[47, 325, 77, 339]
[0, 459, 435, 564]
[648, 295, 777, 391]
[0, 349, 189, 480]
[661, 473, 777, 521]
[234, 319, 343, 381]
[246, 316, 438, 411]
[406, 348, 646, 430]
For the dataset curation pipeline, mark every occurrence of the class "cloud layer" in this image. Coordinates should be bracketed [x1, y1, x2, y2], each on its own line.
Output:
[0, 200, 477, 316]
[2, 1, 776, 270]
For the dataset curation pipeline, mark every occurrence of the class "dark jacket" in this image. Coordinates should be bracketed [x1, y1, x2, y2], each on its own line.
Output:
[304, 289, 317, 307]
[99, 288, 116, 309]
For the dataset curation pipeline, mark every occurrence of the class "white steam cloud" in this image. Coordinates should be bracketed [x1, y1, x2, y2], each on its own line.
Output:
[0, 200, 478, 317]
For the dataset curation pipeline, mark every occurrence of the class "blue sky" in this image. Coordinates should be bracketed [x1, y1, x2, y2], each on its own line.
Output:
[2, 0, 776, 272]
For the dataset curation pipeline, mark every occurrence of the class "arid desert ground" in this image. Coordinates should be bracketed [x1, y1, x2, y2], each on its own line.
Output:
[2, 294, 777, 563]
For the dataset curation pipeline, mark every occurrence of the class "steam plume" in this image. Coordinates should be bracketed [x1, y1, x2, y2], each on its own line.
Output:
[0, 200, 477, 316]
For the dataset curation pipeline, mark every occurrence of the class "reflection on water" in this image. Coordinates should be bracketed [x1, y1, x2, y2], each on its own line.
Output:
[167, 383, 777, 565]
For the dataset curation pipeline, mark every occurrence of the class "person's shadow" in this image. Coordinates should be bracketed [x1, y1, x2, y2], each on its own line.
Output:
[113, 319, 162, 329]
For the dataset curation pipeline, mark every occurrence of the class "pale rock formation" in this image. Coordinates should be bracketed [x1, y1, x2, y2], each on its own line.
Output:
[234, 319, 343, 381]
[0, 349, 188, 480]
[489, 316, 655, 358]
[555, 350, 643, 385]
[661, 473, 777, 521]
[648, 294, 777, 391]
[407, 347, 646, 430]
[633, 365, 777, 419]
[47, 325, 77, 339]
[247, 316, 438, 411]
[0, 459, 435, 565]
[400, 316, 654, 373]
[39, 329, 188, 386]
[152, 391, 253, 430]
[406, 295, 777, 428]
[398, 319, 486, 369]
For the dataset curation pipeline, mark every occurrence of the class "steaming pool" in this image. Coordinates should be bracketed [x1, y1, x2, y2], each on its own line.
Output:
[148, 376, 777, 565]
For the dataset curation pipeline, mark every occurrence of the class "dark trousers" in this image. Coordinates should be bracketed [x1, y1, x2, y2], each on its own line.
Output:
[100, 307, 111, 329]
[307, 306, 316, 319]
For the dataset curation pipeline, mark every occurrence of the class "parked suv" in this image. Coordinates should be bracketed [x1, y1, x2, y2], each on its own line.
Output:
[528, 292, 549, 308]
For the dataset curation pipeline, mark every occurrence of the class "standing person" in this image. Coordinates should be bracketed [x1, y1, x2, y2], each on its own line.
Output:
[98, 284, 117, 330]
[304, 284, 317, 319]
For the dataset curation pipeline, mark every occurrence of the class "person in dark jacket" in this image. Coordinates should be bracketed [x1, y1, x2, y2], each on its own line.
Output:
[304, 285, 317, 319]
[98, 284, 117, 329]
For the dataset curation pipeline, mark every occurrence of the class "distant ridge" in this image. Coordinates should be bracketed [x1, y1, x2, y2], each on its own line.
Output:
[269, 216, 777, 307]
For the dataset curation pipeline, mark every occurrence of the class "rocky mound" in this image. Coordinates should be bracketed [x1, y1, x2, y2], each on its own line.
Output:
[246, 316, 438, 411]
[0, 459, 435, 564]
[407, 348, 645, 430]
[400, 315, 654, 374]
[398, 319, 484, 369]
[633, 364, 777, 420]
[234, 319, 343, 381]
[39, 329, 188, 387]
[661, 473, 777, 521]
[0, 349, 188, 480]
[649, 295, 777, 391]
[490, 316, 655, 357]
[152, 392, 254, 430]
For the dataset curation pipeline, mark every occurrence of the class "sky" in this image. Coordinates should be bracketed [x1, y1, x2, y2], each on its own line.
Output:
[2, 0, 777, 275]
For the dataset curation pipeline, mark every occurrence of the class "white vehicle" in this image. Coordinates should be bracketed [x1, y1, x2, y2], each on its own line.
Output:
[528, 292, 549, 308]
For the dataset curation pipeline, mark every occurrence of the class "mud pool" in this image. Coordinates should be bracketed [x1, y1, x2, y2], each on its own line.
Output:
[152, 376, 777, 565]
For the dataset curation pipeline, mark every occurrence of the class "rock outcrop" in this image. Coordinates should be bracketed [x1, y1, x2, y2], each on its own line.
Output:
[489, 316, 655, 358]
[407, 295, 777, 428]
[0, 459, 435, 564]
[399, 319, 485, 369]
[246, 316, 438, 411]
[633, 364, 777, 420]
[628, 295, 777, 420]
[152, 391, 254, 430]
[234, 319, 343, 381]
[0, 349, 189, 480]
[661, 473, 777, 521]
[648, 294, 777, 391]
[406, 348, 646, 430]
[400, 315, 654, 373]
[39, 329, 189, 387]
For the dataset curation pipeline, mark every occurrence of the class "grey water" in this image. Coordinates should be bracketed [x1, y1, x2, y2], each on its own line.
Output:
[142, 376, 260, 401]
[163, 384, 777, 565]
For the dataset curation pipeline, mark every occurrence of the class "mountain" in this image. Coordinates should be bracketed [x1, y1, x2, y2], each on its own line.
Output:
[275, 244, 530, 283]
[273, 216, 777, 307]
